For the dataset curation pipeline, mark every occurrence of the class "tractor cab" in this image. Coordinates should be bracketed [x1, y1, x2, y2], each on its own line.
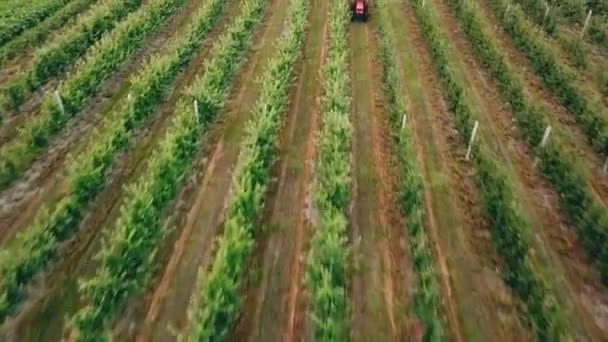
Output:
[350, 0, 369, 21]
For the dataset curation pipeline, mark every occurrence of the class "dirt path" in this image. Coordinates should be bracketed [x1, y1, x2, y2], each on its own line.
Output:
[131, 2, 290, 341]
[0, 0, 148, 144]
[0, 0, 205, 247]
[0, 0, 98, 85]
[0, 0, 97, 61]
[475, 0, 608, 205]
[348, 20, 413, 342]
[433, 0, 608, 338]
[432, 0, 608, 337]
[228, 0, 327, 341]
[387, 0, 534, 340]
[0, 1, 243, 341]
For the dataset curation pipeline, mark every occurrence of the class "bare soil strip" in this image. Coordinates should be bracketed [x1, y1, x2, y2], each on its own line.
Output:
[229, 0, 328, 340]
[130, 2, 290, 341]
[0, 1, 243, 340]
[348, 19, 413, 342]
[0, 0, 205, 246]
[0, 0, 147, 144]
[0, 0, 98, 81]
[475, 0, 608, 205]
[387, 0, 533, 340]
[433, 0, 608, 338]
[0, 1, 191, 147]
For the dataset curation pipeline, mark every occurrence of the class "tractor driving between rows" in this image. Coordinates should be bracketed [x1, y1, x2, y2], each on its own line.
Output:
[350, 0, 369, 21]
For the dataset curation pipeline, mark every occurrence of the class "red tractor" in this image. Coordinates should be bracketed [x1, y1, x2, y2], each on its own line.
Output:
[350, 0, 369, 21]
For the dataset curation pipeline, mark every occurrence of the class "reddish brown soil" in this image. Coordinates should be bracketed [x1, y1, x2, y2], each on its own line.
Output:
[0, 0, 206, 246]
[436, 1, 606, 336]
[387, 0, 534, 340]
[348, 21, 413, 341]
[0, 0, 147, 143]
[129, 2, 290, 341]
[2, 0, 607, 340]
[436, 0, 608, 337]
[0, 0, 158, 133]
[0, 0, 237, 340]
[0, 0, 97, 73]
[228, 0, 328, 341]
[380, 6, 464, 341]
[476, 0, 608, 205]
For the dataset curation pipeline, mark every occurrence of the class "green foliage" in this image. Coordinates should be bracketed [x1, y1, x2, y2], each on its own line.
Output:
[546, 0, 586, 23]
[0, 0, 183, 189]
[588, 0, 608, 15]
[305, 0, 351, 340]
[557, 34, 588, 69]
[375, 0, 444, 340]
[72, 113, 197, 342]
[546, 0, 608, 50]
[184, 0, 309, 340]
[412, 0, 568, 339]
[0, 0, 143, 112]
[490, 0, 608, 156]
[599, 69, 608, 96]
[513, 0, 558, 35]
[514, 0, 589, 70]
[0, 0, 224, 325]
[482, 0, 608, 285]
[69, 0, 269, 339]
[0, 0, 68, 47]
[588, 18, 608, 49]
[0, 0, 99, 67]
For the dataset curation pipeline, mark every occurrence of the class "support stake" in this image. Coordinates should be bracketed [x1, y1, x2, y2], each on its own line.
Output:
[465, 121, 479, 161]
[193, 100, 199, 123]
[544, 3, 550, 21]
[401, 114, 407, 131]
[582, 10, 592, 37]
[504, 4, 511, 19]
[53, 90, 64, 114]
[539, 125, 552, 148]
[533, 125, 552, 167]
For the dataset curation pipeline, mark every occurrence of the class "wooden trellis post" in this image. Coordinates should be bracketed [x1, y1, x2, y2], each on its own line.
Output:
[504, 4, 511, 19]
[533, 125, 551, 167]
[465, 121, 479, 161]
[53, 90, 64, 114]
[539, 125, 552, 148]
[193, 100, 199, 123]
[582, 10, 593, 37]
